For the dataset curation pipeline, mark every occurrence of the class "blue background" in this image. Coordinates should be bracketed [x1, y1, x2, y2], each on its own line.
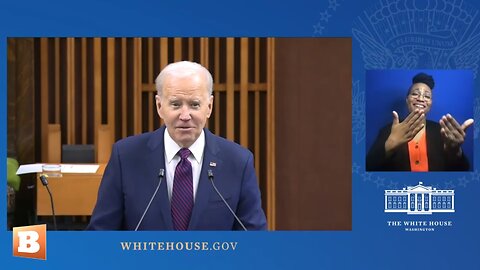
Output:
[366, 69, 474, 169]
[2, 0, 480, 269]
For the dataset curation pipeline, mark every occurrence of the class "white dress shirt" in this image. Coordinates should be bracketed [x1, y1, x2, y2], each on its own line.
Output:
[164, 129, 205, 201]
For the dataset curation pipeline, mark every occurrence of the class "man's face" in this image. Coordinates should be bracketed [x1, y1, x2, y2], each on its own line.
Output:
[156, 73, 213, 148]
[406, 82, 432, 114]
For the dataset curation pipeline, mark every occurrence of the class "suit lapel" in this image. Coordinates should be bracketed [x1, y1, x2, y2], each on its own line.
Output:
[188, 129, 220, 230]
[147, 126, 173, 230]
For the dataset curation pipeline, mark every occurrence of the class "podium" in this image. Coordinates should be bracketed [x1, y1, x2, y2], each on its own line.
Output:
[36, 164, 106, 216]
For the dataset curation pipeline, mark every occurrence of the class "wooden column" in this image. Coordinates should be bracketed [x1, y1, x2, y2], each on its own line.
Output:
[226, 38, 235, 140]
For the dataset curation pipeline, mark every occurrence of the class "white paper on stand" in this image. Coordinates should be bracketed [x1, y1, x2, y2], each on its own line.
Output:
[61, 164, 99, 173]
[16, 164, 45, 175]
[16, 163, 99, 175]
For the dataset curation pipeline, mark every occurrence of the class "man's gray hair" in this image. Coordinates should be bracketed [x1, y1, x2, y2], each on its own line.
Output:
[155, 61, 213, 97]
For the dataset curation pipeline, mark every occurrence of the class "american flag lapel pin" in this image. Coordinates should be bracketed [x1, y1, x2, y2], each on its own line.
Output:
[209, 161, 217, 167]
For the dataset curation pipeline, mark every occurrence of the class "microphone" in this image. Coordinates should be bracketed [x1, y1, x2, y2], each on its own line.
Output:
[207, 169, 247, 231]
[39, 174, 57, 231]
[134, 169, 165, 231]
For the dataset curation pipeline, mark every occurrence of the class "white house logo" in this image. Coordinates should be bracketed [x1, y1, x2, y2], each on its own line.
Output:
[384, 182, 454, 215]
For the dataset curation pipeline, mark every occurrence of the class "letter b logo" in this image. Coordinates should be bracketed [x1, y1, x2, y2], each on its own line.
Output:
[17, 231, 40, 253]
[13, 224, 46, 260]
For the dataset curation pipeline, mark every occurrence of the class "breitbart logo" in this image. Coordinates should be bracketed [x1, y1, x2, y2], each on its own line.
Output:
[13, 224, 47, 260]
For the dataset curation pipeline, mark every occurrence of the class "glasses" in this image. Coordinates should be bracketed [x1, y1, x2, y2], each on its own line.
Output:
[409, 91, 432, 101]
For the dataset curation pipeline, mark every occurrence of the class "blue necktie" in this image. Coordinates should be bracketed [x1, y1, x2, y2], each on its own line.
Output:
[171, 148, 193, 231]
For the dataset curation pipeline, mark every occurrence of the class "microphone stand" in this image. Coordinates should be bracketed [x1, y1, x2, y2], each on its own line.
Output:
[39, 175, 57, 231]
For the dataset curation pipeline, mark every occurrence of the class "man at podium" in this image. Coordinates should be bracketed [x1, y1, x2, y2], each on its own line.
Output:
[87, 61, 267, 230]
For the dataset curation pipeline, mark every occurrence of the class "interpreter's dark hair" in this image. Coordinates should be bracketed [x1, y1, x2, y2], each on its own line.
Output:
[407, 72, 435, 96]
[412, 72, 434, 89]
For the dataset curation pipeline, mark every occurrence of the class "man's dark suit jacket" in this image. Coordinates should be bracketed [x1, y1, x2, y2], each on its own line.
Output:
[87, 126, 267, 230]
[366, 120, 470, 171]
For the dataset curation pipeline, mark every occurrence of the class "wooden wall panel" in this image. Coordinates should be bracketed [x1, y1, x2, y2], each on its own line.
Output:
[93, 38, 102, 154]
[121, 38, 127, 138]
[226, 38, 235, 141]
[54, 38, 60, 124]
[81, 38, 88, 144]
[8, 38, 36, 163]
[40, 38, 49, 163]
[67, 38, 76, 144]
[214, 38, 221, 133]
[240, 38, 249, 147]
[266, 38, 276, 230]
[107, 38, 115, 145]
[28, 37, 275, 227]
[275, 38, 352, 230]
[46, 124, 61, 163]
[97, 124, 113, 163]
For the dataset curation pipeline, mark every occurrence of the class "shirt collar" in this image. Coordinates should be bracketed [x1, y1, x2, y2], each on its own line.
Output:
[164, 128, 205, 164]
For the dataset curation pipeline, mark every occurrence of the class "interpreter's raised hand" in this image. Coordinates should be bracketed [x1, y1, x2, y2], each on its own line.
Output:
[385, 109, 425, 155]
[440, 114, 474, 154]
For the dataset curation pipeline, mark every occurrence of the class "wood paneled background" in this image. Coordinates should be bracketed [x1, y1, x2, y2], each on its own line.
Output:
[9, 37, 277, 228]
[8, 38, 352, 231]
